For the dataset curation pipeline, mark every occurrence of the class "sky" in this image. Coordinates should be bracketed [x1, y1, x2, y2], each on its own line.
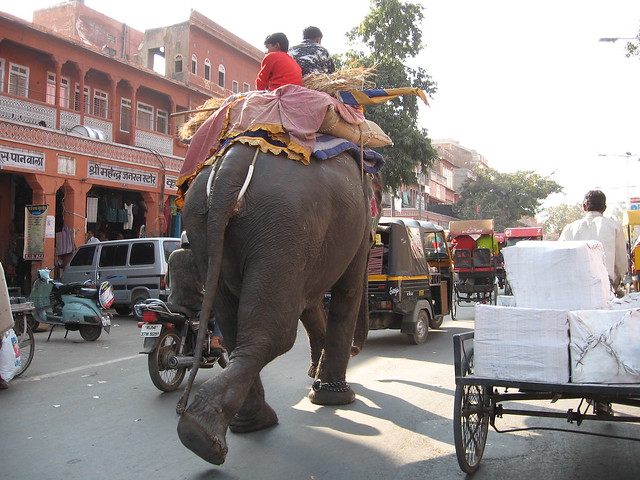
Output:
[5, 0, 640, 213]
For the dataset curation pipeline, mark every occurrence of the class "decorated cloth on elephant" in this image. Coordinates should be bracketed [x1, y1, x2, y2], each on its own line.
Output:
[176, 84, 365, 205]
[313, 134, 384, 173]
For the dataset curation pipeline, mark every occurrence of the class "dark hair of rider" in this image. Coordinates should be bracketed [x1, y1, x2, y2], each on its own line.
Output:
[583, 190, 606, 212]
[303, 26, 323, 40]
[264, 32, 289, 52]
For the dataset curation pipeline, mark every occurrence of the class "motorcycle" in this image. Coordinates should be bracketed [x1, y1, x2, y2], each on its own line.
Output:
[136, 299, 227, 393]
[29, 268, 113, 341]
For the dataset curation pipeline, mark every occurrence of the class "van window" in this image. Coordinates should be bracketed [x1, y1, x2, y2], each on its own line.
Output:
[130, 242, 155, 265]
[163, 240, 180, 261]
[69, 245, 97, 266]
[99, 244, 129, 267]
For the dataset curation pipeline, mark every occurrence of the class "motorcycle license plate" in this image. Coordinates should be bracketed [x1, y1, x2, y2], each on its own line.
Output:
[140, 324, 162, 338]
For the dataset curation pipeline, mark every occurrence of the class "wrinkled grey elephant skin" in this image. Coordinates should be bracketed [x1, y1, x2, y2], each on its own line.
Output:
[177, 143, 379, 464]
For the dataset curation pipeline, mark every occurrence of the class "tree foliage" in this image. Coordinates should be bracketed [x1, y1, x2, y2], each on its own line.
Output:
[453, 167, 563, 231]
[539, 203, 583, 236]
[339, 0, 438, 192]
[624, 25, 640, 58]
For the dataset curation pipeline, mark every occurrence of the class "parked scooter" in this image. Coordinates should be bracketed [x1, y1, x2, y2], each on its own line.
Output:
[29, 268, 113, 341]
[136, 299, 227, 394]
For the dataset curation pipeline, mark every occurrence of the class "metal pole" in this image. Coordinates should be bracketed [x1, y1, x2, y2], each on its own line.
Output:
[139, 147, 166, 237]
[418, 169, 422, 220]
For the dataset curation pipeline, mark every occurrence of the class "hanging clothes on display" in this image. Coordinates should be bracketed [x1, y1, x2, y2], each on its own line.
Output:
[124, 202, 134, 230]
[55, 225, 75, 257]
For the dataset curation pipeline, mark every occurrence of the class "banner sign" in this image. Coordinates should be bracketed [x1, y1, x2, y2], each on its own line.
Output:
[88, 160, 157, 188]
[24, 204, 48, 260]
[0, 145, 45, 171]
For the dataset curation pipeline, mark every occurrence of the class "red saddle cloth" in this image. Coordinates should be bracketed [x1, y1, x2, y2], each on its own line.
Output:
[176, 85, 365, 205]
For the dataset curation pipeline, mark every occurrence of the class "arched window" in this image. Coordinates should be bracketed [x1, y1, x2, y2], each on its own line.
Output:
[174, 54, 183, 73]
[218, 64, 225, 88]
[191, 54, 197, 75]
[204, 59, 211, 81]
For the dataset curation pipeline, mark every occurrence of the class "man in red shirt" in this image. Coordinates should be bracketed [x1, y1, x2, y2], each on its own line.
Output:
[256, 32, 303, 91]
[451, 234, 477, 251]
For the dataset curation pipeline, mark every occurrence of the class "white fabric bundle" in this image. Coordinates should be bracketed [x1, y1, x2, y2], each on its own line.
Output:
[503, 240, 612, 310]
[569, 308, 640, 383]
[474, 304, 570, 383]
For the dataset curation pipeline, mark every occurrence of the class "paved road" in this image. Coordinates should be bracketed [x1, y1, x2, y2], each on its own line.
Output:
[2, 304, 640, 479]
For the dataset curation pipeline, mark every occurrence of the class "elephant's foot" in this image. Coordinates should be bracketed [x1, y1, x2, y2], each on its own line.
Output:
[307, 362, 318, 378]
[229, 401, 279, 433]
[177, 410, 228, 465]
[308, 379, 356, 405]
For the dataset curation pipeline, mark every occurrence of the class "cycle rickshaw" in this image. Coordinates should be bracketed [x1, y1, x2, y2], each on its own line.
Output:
[453, 331, 640, 474]
[449, 220, 498, 318]
[9, 296, 35, 378]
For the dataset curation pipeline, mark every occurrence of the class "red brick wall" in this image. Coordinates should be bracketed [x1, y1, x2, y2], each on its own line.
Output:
[34, 1, 144, 61]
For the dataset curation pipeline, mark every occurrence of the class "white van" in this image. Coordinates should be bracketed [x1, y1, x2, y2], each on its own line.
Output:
[62, 237, 181, 318]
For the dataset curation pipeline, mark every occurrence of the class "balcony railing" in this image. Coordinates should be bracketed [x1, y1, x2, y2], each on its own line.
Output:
[0, 95, 56, 128]
[134, 129, 173, 156]
[1, 92, 175, 154]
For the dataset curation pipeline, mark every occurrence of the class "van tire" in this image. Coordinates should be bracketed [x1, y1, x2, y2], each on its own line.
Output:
[407, 310, 429, 345]
[132, 294, 149, 321]
[115, 305, 132, 316]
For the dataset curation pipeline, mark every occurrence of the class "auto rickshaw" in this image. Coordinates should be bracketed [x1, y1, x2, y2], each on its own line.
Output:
[367, 217, 454, 344]
[623, 210, 640, 292]
[449, 219, 498, 315]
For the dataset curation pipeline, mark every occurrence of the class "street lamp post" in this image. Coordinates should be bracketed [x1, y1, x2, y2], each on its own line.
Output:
[139, 146, 166, 237]
[417, 168, 422, 220]
[597, 152, 639, 208]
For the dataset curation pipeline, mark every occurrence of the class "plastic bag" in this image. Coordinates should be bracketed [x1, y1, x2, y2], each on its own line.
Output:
[0, 329, 21, 382]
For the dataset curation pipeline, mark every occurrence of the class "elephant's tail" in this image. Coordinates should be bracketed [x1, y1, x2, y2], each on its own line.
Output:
[178, 145, 259, 413]
[200, 146, 259, 319]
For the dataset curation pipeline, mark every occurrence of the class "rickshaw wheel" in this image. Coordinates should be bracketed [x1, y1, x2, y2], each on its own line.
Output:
[453, 383, 491, 474]
[429, 314, 444, 329]
[407, 309, 429, 344]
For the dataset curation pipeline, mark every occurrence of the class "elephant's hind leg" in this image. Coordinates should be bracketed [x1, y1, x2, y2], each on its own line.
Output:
[300, 304, 327, 378]
[308, 250, 368, 406]
[229, 376, 278, 433]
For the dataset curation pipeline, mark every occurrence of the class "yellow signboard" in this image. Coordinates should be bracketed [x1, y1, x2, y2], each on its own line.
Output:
[623, 210, 640, 226]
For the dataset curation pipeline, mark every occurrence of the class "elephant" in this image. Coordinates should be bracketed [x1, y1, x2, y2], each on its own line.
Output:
[176, 142, 382, 465]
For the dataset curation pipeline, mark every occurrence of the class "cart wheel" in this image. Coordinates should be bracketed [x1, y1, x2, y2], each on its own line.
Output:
[453, 383, 491, 474]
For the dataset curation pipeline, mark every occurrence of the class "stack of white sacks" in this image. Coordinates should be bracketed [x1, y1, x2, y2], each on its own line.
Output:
[474, 240, 640, 384]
